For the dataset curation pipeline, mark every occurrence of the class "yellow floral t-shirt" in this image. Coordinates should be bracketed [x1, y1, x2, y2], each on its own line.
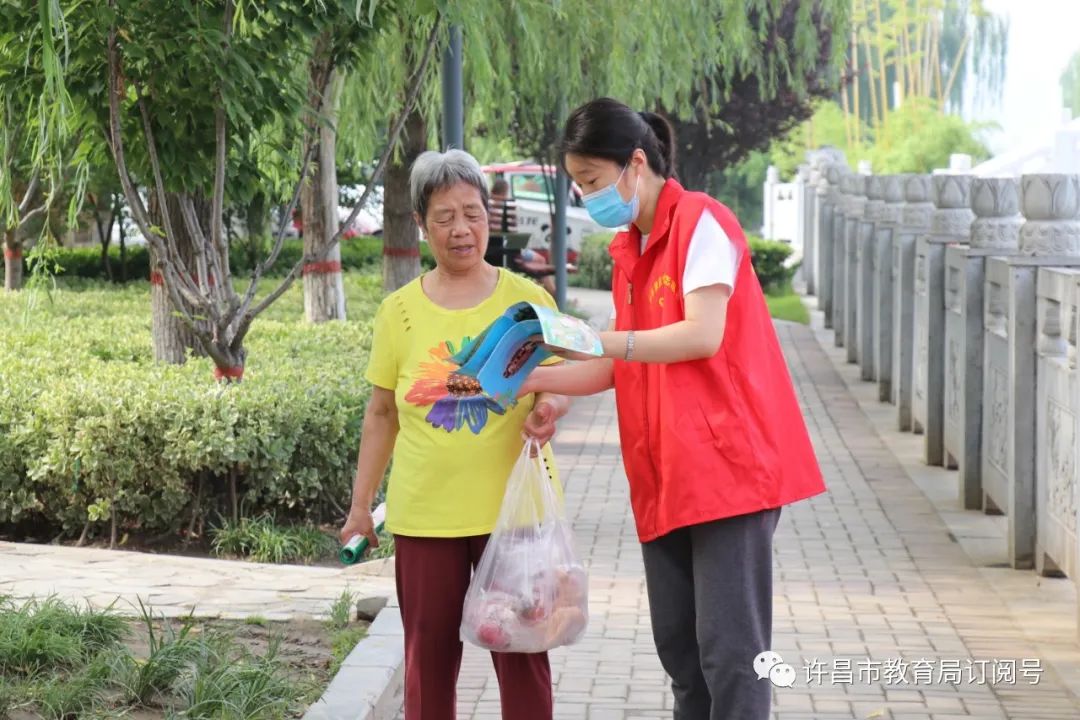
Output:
[364, 268, 561, 537]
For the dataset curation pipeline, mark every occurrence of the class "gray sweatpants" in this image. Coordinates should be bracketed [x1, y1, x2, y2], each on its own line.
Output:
[641, 508, 781, 720]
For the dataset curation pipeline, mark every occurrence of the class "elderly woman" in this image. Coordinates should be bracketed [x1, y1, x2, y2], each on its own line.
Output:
[340, 149, 569, 720]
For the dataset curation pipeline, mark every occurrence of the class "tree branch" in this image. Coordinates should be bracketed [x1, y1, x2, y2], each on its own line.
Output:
[106, 18, 207, 330]
[211, 0, 235, 295]
[16, 204, 47, 233]
[135, 93, 214, 315]
[232, 14, 444, 347]
[18, 168, 41, 216]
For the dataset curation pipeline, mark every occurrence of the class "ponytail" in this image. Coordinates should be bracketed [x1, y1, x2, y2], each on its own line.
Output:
[560, 98, 677, 179]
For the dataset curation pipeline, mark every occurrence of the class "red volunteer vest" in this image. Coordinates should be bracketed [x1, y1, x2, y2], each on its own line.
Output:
[609, 179, 826, 543]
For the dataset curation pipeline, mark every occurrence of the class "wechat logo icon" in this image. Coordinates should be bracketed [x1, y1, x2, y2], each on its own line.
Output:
[754, 650, 796, 688]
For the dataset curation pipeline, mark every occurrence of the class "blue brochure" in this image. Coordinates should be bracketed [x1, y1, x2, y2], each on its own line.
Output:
[450, 303, 603, 410]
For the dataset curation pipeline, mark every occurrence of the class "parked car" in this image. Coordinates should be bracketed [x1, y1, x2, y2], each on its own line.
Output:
[481, 161, 604, 260]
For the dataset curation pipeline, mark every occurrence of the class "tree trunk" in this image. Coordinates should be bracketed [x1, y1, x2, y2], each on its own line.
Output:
[383, 108, 426, 292]
[96, 209, 113, 282]
[118, 206, 127, 283]
[3, 233, 22, 291]
[149, 193, 208, 364]
[302, 66, 346, 323]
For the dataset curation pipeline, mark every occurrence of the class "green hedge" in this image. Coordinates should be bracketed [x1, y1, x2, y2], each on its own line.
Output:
[35, 236, 436, 283]
[0, 274, 385, 542]
[571, 232, 796, 294]
[569, 233, 615, 291]
[746, 235, 797, 293]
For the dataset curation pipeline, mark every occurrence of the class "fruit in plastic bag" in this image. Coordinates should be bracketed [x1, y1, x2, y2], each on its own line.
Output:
[544, 565, 588, 647]
[460, 440, 589, 653]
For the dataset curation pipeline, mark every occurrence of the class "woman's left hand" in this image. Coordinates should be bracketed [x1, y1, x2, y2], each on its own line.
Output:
[523, 398, 559, 450]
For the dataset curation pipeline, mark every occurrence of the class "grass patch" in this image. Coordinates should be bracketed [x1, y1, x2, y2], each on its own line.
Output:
[328, 626, 368, 676]
[210, 515, 337, 564]
[324, 590, 369, 676]
[0, 596, 128, 675]
[765, 289, 810, 325]
[0, 595, 354, 719]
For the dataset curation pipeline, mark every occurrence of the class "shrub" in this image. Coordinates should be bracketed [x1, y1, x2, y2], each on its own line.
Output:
[210, 516, 336, 564]
[38, 236, 436, 284]
[746, 234, 796, 293]
[568, 231, 797, 294]
[39, 244, 153, 283]
[571, 233, 615, 291]
[0, 274, 384, 542]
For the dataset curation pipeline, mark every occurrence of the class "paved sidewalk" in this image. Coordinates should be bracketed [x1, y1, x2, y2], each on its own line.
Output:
[417, 312, 1080, 719]
[0, 542, 395, 621]
[6, 284, 1080, 719]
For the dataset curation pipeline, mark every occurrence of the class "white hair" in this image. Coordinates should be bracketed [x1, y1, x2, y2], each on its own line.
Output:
[410, 149, 489, 220]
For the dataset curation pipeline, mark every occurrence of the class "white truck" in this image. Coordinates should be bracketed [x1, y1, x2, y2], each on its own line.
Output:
[481, 161, 605, 260]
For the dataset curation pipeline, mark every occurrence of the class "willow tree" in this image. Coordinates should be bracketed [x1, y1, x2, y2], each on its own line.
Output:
[0, 2, 93, 291]
[668, 0, 846, 193]
[335, 0, 850, 292]
[28, 0, 440, 372]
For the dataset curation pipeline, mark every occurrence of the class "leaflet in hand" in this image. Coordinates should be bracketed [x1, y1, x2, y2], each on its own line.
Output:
[449, 303, 602, 410]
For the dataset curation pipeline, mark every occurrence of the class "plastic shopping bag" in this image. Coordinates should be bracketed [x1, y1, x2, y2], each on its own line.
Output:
[460, 439, 589, 654]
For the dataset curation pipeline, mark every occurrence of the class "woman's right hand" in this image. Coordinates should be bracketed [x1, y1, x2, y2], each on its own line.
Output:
[340, 506, 379, 549]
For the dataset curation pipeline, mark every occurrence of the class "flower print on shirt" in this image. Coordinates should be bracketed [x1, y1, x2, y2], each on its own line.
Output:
[404, 338, 506, 434]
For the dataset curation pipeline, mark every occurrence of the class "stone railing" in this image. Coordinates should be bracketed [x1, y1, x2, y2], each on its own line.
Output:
[790, 152, 1080, 637]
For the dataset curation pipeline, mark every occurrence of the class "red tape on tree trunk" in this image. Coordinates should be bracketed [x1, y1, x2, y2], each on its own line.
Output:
[3, 247, 22, 260]
[302, 260, 343, 276]
[213, 365, 244, 381]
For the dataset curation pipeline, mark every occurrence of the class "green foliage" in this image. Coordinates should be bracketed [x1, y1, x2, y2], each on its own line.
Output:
[569, 232, 796, 295]
[329, 626, 367, 676]
[0, 273, 384, 540]
[770, 98, 991, 177]
[0, 597, 314, 719]
[707, 150, 771, 231]
[210, 516, 336, 564]
[1063, 50, 1080, 119]
[339, 1, 850, 163]
[0, 596, 127, 676]
[570, 233, 615, 291]
[864, 98, 992, 173]
[26, 235, 435, 284]
[747, 235, 796, 294]
[110, 603, 200, 705]
[764, 291, 810, 325]
[327, 590, 354, 632]
[173, 633, 300, 720]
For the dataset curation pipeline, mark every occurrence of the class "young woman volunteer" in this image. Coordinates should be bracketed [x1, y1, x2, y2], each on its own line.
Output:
[521, 97, 826, 719]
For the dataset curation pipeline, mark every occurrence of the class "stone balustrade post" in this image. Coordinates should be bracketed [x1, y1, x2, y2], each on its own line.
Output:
[874, 175, 904, 402]
[832, 171, 857, 344]
[982, 173, 1080, 569]
[808, 147, 846, 299]
[843, 173, 870, 360]
[858, 176, 886, 381]
[893, 175, 934, 431]
[820, 162, 846, 328]
[943, 178, 1022, 511]
[913, 172, 974, 466]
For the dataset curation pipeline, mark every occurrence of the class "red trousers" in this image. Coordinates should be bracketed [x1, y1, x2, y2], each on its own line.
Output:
[394, 534, 552, 720]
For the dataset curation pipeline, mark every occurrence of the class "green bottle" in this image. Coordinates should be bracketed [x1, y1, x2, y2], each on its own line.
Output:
[339, 502, 387, 565]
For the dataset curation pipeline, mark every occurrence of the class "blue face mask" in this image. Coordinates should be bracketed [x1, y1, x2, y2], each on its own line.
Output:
[582, 164, 639, 228]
